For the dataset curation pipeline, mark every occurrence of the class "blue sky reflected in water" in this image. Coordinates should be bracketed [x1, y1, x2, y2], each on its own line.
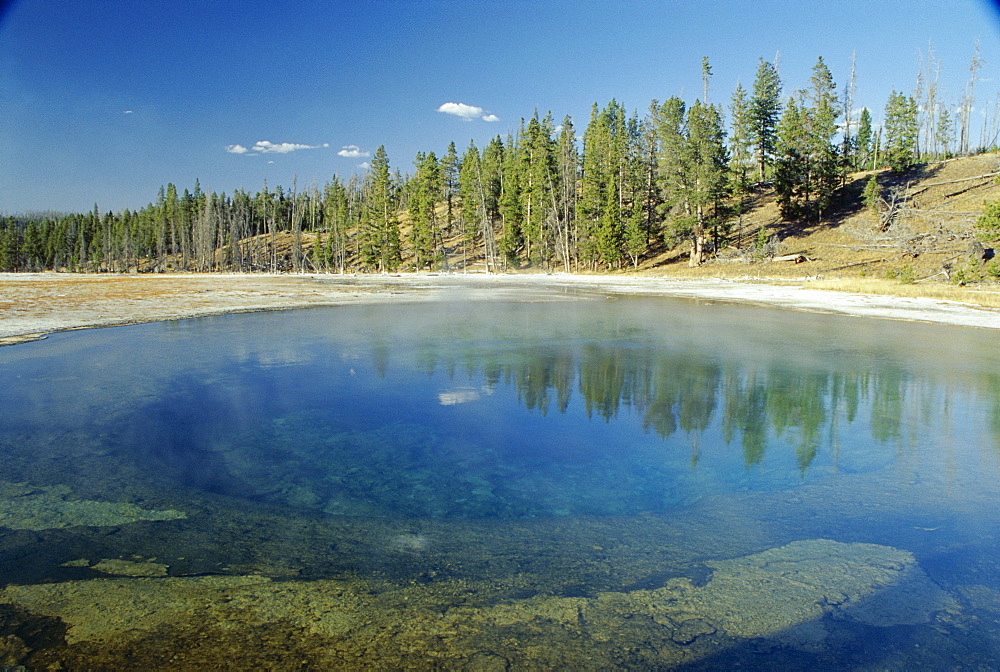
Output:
[3, 298, 997, 521]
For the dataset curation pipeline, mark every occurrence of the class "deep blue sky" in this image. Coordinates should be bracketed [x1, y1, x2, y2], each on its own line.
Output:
[1, 0, 998, 214]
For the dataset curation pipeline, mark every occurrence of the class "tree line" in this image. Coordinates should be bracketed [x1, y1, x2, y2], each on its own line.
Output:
[1, 47, 993, 274]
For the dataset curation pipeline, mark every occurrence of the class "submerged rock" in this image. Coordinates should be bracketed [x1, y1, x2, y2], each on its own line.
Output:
[90, 559, 170, 578]
[634, 538, 957, 650]
[447, 538, 958, 655]
[0, 634, 30, 668]
[0, 574, 363, 646]
[0, 538, 960, 667]
[0, 481, 186, 530]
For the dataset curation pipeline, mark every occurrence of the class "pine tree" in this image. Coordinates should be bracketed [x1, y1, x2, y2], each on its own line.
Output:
[635, 107, 662, 261]
[855, 107, 873, 170]
[521, 112, 558, 266]
[0, 222, 20, 271]
[976, 197, 1000, 242]
[577, 103, 605, 268]
[883, 90, 919, 173]
[498, 129, 524, 267]
[729, 82, 754, 193]
[364, 145, 402, 272]
[654, 97, 691, 248]
[458, 141, 483, 268]
[805, 56, 841, 220]
[684, 100, 729, 265]
[749, 58, 783, 182]
[408, 150, 440, 269]
[774, 97, 809, 220]
[480, 137, 504, 270]
[654, 96, 728, 265]
[323, 176, 351, 273]
[774, 57, 841, 223]
[597, 179, 622, 267]
[555, 115, 578, 271]
[624, 195, 646, 268]
[441, 141, 460, 235]
[936, 106, 954, 157]
[862, 174, 881, 217]
[576, 100, 634, 269]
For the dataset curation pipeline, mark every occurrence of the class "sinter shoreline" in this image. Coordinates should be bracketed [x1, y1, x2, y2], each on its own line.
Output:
[2, 271, 1000, 347]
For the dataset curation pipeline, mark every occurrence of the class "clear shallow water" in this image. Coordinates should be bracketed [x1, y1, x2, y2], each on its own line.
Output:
[2, 297, 1000, 669]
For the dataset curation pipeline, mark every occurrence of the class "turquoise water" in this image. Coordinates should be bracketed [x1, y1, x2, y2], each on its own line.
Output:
[2, 297, 1000, 668]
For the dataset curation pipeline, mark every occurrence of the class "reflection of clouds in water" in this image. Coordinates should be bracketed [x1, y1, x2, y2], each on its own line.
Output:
[438, 386, 493, 406]
[256, 349, 312, 367]
[228, 342, 312, 368]
[229, 344, 369, 369]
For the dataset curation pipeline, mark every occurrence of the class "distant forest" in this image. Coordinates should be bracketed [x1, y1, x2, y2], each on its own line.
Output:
[1, 47, 994, 274]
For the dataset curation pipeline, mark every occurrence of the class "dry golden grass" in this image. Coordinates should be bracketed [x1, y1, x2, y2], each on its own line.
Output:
[804, 277, 1000, 309]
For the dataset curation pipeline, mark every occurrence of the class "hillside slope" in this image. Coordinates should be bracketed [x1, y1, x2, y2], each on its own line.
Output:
[636, 153, 1000, 283]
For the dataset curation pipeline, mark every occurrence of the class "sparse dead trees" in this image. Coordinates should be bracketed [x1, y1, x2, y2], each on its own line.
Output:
[863, 175, 906, 232]
[959, 39, 985, 154]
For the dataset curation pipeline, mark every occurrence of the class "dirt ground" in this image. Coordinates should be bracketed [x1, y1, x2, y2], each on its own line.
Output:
[0, 273, 402, 345]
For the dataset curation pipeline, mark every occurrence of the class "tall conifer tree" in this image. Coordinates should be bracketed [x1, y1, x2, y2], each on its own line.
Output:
[729, 82, 754, 193]
[409, 150, 440, 269]
[883, 91, 919, 173]
[364, 145, 401, 272]
[855, 107, 873, 170]
[749, 58, 783, 182]
[556, 116, 578, 271]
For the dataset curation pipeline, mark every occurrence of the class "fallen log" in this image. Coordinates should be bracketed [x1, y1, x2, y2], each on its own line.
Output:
[906, 171, 1000, 197]
[822, 258, 890, 272]
[772, 253, 810, 263]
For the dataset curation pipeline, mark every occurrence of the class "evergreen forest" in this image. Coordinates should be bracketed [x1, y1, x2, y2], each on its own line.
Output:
[1, 49, 995, 275]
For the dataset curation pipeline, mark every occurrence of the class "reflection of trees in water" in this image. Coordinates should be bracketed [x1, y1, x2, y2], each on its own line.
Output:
[400, 338, 1000, 470]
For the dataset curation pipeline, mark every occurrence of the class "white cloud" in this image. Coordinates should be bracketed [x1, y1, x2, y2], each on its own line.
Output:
[358, 161, 371, 171]
[436, 102, 499, 123]
[122, 110, 133, 115]
[253, 140, 328, 154]
[438, 102, 484, 120]
[225, 140, 329, 155]
[338, 144, 370, 158]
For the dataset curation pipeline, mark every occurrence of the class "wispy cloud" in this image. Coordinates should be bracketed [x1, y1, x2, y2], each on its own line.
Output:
[225, 140, 329, 155]
[122, 110, 133, 115]
[338, 144, 370, 158]
[437, 102, 498, 122]
[253, 140, 329, 154]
